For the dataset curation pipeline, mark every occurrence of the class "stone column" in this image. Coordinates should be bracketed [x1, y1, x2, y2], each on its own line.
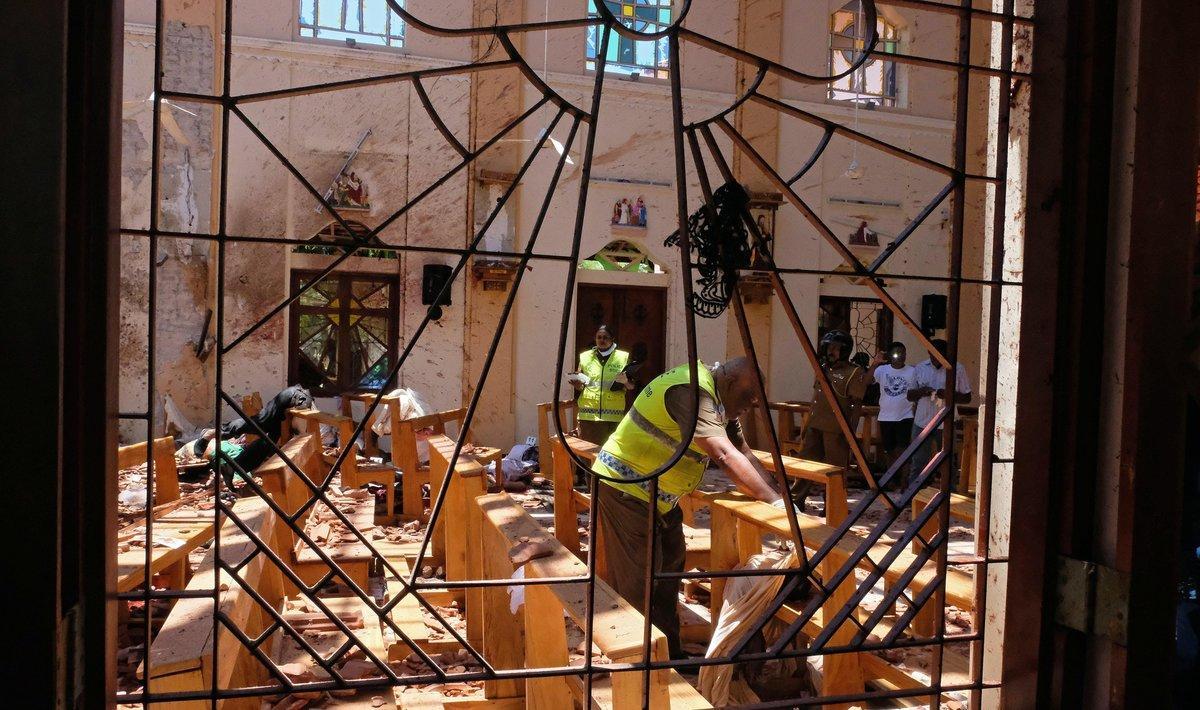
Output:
[729, 0, 783, 447]
[462, 0, 527, 446]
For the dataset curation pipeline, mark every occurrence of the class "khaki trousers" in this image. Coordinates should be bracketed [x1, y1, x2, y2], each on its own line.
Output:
[596, 483, 686, 659]
[792, 427, 851, 502]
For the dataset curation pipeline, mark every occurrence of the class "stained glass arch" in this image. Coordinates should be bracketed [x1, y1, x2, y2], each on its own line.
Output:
[579, 239, 666, 273]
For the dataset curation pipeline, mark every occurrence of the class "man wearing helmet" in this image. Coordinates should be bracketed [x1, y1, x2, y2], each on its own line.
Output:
[794, 330, 869, 505]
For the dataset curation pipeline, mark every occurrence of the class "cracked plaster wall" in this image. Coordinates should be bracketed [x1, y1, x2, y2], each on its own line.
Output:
[119, 2, 988, 451]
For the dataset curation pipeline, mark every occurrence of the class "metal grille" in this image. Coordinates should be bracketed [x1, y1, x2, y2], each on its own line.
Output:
[116, 0, 1034, 706]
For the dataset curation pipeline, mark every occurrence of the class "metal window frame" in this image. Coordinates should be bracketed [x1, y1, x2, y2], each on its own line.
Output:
[828, 2, 901, 106]
[106, 0, 1053, 707]
[298, 0, 407, 48]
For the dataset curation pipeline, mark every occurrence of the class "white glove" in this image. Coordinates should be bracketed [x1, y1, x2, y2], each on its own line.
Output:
[770, 497, 803, 517]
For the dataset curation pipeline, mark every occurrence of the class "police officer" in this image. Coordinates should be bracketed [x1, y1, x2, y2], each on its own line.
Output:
[592, 357, 789, 659]
[793, 331, 869, 503]
[570, 325, 635, 445]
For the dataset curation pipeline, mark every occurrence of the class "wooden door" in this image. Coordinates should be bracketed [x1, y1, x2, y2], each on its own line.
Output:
[575, 285, 667, 393]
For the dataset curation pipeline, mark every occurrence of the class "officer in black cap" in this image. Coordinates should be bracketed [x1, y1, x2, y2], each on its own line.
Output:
[793, 330, 869, 505]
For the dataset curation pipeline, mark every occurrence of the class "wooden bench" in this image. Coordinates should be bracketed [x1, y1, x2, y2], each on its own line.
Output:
[957, 410, 979, 493]
[536, 399, 578, 477]
[424, 434, 492, 649]
[746, 449, 847, 525]
[116, 436, 189, 590]
[339, 390, 387, 457]
[118, 436, 181, 504]
[392, 408, 472, 519]
[767, 401, 810, 454]
[910, 487, 974, 554]
[144, 496, 286, 708]
[770, 401, 882, 466]
[472, 492, 711, 709]
[287, 408, 402, 520]
[707, 493, 975, 701]
[253, 433, 376, 591]
[116, 507, 215, 593]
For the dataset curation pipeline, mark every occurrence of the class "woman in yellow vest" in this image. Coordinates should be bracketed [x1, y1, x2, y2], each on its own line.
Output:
[569, 325, 635, 445]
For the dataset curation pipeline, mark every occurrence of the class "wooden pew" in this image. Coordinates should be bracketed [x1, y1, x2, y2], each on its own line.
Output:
[957, 410, 979, 493]
[253, 433, 376, 591]
[708, 493, 975, 618]
[391, 408, 472, 519]
[910, 486, 975, 559]
[288, 407, 402, 520]
[340, 390, 386, 457]
[116, 507, 215, 593]
[287, 408, 358, 477]
[746, 449, 847, 525]
[767, 401, 810, 453]
[118, 436, 181, 504]
[536, 399, 578, 477]
[425, 434, 491, 648]
[254, 433, 322, 518]
[770, 401, 883, 467]
[706, 493, 975, 702]
[473, 493, 711, 709]
[116, 436, 188, 590]
[144, 496, 286, 708]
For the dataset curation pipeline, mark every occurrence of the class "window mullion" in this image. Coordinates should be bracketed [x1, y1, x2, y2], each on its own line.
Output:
[336, 274, 353, 393]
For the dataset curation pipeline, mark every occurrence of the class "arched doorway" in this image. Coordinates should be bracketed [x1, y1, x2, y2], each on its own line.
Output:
[575, 241, 668, 390]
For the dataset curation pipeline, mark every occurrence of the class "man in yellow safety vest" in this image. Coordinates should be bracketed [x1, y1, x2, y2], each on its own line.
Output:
[592, 357, 792, 659]
[570, 324, 636, 445]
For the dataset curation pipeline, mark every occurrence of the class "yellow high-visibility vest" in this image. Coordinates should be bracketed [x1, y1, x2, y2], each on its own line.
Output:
[592, 363, 721, 514]
[577, 348, 630, 422]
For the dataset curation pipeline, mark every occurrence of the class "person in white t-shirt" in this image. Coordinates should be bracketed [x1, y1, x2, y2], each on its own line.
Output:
[908, 338, 973, 489]
[873, 342, 918, 482]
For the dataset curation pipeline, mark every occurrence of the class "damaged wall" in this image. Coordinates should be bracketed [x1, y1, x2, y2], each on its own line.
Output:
[120, 0, 971, 451]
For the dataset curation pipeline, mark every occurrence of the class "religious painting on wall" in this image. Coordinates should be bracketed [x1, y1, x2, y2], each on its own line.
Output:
[848, 219, 880, 247]
[330, 170, 370, 210]
[611, 196, 648, 227]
